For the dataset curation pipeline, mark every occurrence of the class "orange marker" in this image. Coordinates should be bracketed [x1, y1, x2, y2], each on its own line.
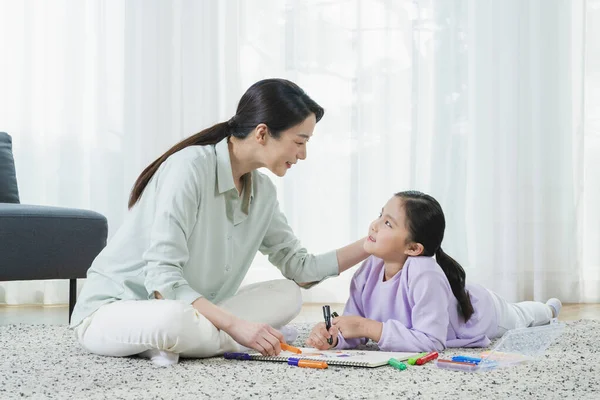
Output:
[288, 358, 328, 369]
[281, 342, 302, 354]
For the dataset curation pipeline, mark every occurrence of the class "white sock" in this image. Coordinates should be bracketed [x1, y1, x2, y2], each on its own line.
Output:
[278, 325, 298, 344]
[138, 349, 180, 367]
[546, 298, 562, 319]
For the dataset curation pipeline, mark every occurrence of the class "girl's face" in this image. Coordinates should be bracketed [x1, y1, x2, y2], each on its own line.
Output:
[263, 114, 315, 177]
[363, 196, 421, 261]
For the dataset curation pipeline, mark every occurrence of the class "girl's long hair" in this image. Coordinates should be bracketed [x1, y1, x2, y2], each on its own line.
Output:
[396, 191, 475, 322]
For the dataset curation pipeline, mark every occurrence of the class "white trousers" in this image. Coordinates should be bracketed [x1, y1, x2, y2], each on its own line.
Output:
[488, 289, 553, 338]
[75, 279, 302, 359]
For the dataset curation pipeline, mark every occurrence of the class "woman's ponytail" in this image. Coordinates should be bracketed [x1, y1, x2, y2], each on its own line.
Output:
[435, 247, 474, 322]
[128, 122, 231, 209]
[129, 78, 324, 209]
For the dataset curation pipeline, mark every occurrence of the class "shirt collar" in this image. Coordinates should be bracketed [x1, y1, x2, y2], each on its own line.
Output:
[215, 138, 254, 202]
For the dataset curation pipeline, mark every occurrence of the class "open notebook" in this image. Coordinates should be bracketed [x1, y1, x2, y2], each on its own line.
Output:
[244, 348, 420, 368]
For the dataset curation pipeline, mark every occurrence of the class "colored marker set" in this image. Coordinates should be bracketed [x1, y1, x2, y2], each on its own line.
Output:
[387, 351, 439, 371]
[435, 321, 566, 373]
[225, 343, 330, 370]
[434, 355, 498, 372]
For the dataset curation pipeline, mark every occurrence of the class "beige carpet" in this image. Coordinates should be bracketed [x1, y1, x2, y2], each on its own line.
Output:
[1, 320, 598, 399]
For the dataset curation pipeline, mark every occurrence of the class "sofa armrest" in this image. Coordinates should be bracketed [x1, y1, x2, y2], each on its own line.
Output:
[0, 203, 108, 281]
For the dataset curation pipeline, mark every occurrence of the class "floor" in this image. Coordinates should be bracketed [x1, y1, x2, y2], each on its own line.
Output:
[0, 303, 599, 326]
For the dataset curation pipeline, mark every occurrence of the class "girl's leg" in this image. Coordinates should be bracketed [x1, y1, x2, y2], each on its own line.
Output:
[488, 290, 555, 338]
[75, 299, 239, 361]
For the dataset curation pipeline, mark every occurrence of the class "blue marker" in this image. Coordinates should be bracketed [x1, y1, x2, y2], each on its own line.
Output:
[451, 356, 482, 364]
[224, 352, 252, 360]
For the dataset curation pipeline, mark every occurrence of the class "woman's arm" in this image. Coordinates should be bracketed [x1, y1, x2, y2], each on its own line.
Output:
[142, 156, 204, 304]
[192, 297, 284, 355]
[336, 237, 369, 274]
[191, 297, 236, 331]
[260, 194, 369, 285]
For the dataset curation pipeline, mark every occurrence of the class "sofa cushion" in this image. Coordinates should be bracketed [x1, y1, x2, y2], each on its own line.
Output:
[0, 203, 108, 280]
[0, 132, 20, 203]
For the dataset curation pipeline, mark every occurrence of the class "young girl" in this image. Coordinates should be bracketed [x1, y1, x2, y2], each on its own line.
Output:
[307, 191, 561, 352]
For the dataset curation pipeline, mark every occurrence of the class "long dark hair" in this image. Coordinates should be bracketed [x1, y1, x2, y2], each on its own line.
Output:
[128, 78, 324, 209]
[396, 190, 475, 322]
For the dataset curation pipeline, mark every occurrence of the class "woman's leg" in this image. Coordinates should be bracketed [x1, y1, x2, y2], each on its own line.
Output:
[217, 279, 302, 328]
[75, 299, 239, 360]
[488, 290, 554, 338]
[75, 279, 302, 362]
[179, 279, 303, 358]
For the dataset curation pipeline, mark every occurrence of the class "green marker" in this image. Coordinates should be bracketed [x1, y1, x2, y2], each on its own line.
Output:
[407, 352, 428, 365]
[388, 358, 407, 371]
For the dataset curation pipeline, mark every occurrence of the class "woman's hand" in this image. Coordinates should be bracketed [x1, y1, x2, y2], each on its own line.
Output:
[333, 316, 383, 341]
[226, 318, 284, 356]
[336, 237, 370, 273]
[187, 296, 283, 356]
[306, 322, 339, 350]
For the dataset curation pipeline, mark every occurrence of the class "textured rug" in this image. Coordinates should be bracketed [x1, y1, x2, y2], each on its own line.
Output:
[1, 320, 598, 399]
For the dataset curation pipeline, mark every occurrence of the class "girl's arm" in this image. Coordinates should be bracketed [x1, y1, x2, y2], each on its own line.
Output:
[377, 271, 451, 352]
[332, 260, 372, 349]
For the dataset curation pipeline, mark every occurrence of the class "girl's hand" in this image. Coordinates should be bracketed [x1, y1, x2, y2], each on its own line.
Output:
[332, 315, 367, 339]
[306, 322, 339, 350]
[226, 318, 284, 356]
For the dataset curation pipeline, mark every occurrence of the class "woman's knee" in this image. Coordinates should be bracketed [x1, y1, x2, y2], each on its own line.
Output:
[270, 279, 302, 320]
[150, 300, 217, 343]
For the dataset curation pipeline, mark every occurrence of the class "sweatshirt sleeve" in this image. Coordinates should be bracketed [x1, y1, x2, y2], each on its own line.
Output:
[377, 270, 451, 352]
[334, 261, 370, 350]
[141, 155, 204, 305]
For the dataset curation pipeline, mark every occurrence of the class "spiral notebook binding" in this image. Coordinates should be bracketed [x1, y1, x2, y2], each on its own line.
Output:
[248, 354, 369, 367]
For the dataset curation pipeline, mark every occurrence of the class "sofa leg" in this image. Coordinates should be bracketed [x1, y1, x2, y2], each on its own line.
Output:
[69, 279, 77, 323]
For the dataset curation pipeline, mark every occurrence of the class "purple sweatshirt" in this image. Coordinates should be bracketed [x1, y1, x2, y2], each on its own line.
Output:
[335, 256, 498, 352]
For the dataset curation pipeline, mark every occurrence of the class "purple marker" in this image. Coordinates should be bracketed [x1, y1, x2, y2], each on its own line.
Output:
[224, 352, 252, 360]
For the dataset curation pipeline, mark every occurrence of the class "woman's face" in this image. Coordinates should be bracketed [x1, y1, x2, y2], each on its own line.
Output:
[263, 114, 316, 177]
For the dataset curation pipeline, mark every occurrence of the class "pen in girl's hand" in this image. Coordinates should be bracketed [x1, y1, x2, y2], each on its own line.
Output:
[323, 305, 332, 345]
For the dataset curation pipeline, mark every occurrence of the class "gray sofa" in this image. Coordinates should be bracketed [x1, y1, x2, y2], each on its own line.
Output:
[0, 132, 108, 321]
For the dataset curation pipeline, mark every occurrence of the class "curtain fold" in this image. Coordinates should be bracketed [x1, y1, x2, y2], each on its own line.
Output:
[0, 0, 597, 305]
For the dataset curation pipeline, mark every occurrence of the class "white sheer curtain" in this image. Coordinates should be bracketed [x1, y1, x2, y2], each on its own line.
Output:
[0, 0, 597, 305]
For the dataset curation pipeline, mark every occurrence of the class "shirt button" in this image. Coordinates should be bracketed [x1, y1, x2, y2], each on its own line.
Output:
[225, 265, 231, 272]
[210, 292, 216, 298]
[227, 235, 232, 240]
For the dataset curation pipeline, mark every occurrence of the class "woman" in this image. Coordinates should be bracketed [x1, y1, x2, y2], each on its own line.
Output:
[71, 78, 368, 366]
